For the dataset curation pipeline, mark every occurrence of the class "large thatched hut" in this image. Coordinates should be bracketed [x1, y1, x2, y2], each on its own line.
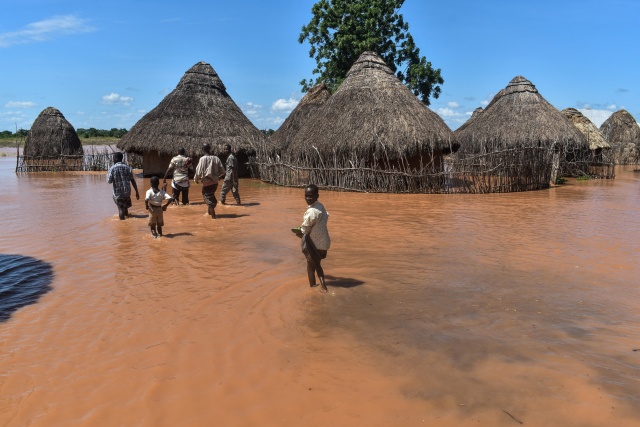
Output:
[561, 108, 613, 177]
[267, 83, 331, 155]
[286, 51, 454, 169]
[118, 61, 263, 176]
[454, 76, 585, 188]
[599, 109, 640, 164]
[24, 107, 83, 157]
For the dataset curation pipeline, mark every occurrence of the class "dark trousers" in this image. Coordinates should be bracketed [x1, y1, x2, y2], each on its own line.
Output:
[172, 184, 189, 205]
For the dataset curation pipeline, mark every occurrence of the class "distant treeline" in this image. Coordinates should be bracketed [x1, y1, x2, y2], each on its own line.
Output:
[0, 127, 129, 140]
[3, 128, 275, 140]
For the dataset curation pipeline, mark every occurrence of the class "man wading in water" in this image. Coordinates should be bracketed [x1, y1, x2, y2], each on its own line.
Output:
[295, 184, 331, 293]
[106, 152, 139, 220]
[194, 143, 225, 219]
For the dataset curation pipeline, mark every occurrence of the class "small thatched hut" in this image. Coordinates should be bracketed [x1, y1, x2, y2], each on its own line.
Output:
[599, 109, 640, 164]
[561, 108, 613, 177]
[24, 107, 83, 157]
[455, 76, 584, 154]
[118, 61, 263, 176]
[267, 83, 331, 155]
[286, 51, 454, 169]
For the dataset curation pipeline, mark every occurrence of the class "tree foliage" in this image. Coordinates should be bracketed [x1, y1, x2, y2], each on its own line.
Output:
[299, 0, 443, 105]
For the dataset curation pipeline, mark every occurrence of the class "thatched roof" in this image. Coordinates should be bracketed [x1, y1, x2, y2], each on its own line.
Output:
[456, 107, 483, 132]
[286, 51, 454, 162]
[268, 83, 331, 153]
[599, 109, 640, 146]
[118, 61, 262, 157]
[455, 76, 585, 153]
[24, 107, 83, 157]
[561, 108, 609, 150]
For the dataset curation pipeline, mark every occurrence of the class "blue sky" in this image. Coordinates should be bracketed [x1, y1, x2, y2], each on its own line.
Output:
[1, 0, 638, 134]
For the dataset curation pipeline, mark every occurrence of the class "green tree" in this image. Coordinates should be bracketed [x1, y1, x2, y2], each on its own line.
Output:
[299, 0, 443, 105]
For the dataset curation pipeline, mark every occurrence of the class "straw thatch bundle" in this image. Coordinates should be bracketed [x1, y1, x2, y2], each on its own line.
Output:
[599, 109, 640, 164]
[268, 83, 331, 154]
[24, 107, 83, 157]
[455, 76, 585, 154]
[118, 61, 262, 174]
[286, 51, 455, 166]
[561, 108, 609, 150]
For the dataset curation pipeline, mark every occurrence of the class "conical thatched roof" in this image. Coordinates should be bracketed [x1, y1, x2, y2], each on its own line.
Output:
[561, 108, 609, 150]
[286, 51, 454, 162]
[118, 61, 262, 156]
[268, 83, 331, 153]
[599, 109, 640, 147]
[599, 109, 640, 164]
[24, 107, 83, 157]
[455, 76, 585, 153]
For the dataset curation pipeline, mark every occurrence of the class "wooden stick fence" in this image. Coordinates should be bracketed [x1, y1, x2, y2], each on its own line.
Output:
[16, 149, 142, 173]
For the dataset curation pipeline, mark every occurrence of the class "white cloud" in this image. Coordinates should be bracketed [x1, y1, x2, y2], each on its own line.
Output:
[101, 93, 133, 105]
[0, 15, 95, 48]
[4, 101, 36, 108]
[242, 102, 263, 118]
[447, 101, 460, 109]
[480, 99, 489, 106]
[271, 97, 299, 113]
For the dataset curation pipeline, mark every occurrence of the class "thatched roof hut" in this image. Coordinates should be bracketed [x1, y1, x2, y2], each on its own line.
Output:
[599, 109, 640, 164]
[286, 51, 454, 167]
[455, 76, 585, 154]
[118, 61, 263, 175]
[561, 108, 609, 150]
[267, 83, 331, 154]
[24, 107, 83, 157]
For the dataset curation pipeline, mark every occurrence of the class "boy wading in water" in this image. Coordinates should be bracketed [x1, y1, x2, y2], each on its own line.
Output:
[297, 184, 331, 293]
[145, 176, 174, 238]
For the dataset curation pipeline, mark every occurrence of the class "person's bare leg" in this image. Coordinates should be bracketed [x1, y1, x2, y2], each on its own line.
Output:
[150, 226, 157, 237]
[307, 261, 317, 287]
[317, 262, 327, 293]
[157, 226, 162, 237]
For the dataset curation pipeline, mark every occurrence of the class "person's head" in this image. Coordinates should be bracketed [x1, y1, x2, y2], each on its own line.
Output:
[178, 147, 186, 156]
[202, 143, 211, 155]
[113, 152, 124, 163]
[223, 144, 232, 155]
[150, 175, 160, 189]
[305, 184, 319, 206]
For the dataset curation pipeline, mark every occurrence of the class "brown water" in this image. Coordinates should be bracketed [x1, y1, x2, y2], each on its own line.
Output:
[1, 156, 639, 426]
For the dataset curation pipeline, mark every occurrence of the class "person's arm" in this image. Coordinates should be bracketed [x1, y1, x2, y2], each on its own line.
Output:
[130, 177, 140, 200]
[106, 168, 113, 184]
[163, 165, 173, 185]
[145, 199, 150, 211]
[162, 192, 174, 210]
[300, 208, 320, 235]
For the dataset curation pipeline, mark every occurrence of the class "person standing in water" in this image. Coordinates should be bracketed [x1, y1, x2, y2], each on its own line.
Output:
[299, 184, 331, 292]
[163, 147, 192, 205]
[145, 176, 174, 238]
[220, 144, 241, 205]
[106, 152, 139, 220]
[194, 143, 225, 219]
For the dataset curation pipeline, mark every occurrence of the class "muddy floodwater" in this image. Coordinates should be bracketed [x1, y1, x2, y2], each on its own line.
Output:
[1, 156, 639, 426]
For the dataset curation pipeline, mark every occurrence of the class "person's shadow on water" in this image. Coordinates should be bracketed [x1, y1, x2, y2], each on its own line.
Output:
[216, 213, 249, 219]
[324, 275, 365, 288]
[162, 232, 194, 238]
